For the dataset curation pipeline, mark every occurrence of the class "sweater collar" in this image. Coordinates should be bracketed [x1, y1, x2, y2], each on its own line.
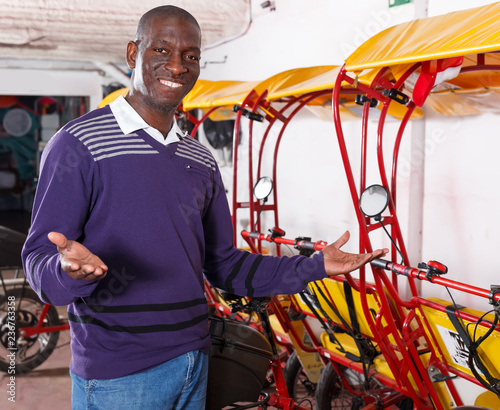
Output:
[109, 95, 186, 145]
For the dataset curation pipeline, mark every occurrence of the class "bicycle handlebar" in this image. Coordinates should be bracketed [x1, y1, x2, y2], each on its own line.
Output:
[372, 258, 500, 305]
[241, 230, 500, 305]
[241, 230, 327, 251]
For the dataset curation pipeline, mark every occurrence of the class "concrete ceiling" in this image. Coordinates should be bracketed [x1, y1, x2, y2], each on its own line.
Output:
[0, 0, 251, 64]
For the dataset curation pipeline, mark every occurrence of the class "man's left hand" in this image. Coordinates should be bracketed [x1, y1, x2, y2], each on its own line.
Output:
[322, 231, 388, 276]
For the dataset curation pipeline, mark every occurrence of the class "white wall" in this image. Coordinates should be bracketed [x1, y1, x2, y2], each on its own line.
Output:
[201, 0, 500, 404]
[202, 0, 500, 301]
[201, 0, 415, 81]
[201, 0, 418, 253]
[201, 0, 500, 280]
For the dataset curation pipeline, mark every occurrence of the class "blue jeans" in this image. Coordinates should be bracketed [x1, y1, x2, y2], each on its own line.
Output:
[70, 350, 208, 410]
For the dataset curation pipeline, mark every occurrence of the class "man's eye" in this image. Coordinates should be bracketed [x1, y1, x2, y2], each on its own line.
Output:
[154, 48, 166, 53]
[186, 54, 200, 61]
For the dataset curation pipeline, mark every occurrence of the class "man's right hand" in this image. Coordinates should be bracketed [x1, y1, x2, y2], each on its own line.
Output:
[48, 232, 108, 281]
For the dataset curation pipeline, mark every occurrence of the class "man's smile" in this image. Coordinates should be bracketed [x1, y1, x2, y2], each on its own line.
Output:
[159, 79, 183, 88]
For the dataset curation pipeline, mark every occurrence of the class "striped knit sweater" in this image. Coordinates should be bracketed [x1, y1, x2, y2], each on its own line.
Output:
[22, 105, 327, 379]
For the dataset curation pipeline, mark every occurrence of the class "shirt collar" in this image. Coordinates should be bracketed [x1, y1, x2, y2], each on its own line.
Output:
[109, 95, 187, 142]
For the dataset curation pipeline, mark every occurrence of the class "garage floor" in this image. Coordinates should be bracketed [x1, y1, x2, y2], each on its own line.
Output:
[0, 325, 72, 409]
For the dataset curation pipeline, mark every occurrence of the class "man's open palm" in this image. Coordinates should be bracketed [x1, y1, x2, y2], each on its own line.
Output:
[48, 232, 108, 281]
[323, 231, 388, 276]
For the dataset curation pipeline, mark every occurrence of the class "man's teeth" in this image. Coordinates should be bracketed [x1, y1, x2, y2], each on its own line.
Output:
[159, 79, 182, 88]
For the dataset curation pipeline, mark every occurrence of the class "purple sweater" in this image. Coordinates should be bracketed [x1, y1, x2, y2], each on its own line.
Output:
[21, 105, 327, 379]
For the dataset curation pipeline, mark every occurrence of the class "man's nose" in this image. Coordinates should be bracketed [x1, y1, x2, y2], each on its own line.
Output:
[164, 54, 187, 75]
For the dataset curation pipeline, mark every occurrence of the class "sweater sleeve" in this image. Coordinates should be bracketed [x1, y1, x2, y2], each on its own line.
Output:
[21, 129, 100, 306]
[202, 167, 327, 297]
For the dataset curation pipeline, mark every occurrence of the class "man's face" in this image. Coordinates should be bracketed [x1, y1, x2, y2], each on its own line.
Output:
[126, 15, 201, 113]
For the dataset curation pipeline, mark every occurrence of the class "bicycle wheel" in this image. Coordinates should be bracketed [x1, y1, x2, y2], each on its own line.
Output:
[283, 351, 316, 406]
[315, 363, 365, 410]
[0, 288, 60, 374]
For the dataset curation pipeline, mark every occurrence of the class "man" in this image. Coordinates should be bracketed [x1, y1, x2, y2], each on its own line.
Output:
[22, 5, 387, 409]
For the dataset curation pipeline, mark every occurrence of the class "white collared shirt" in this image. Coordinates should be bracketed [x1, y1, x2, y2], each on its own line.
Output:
[109, 95, 186, 146]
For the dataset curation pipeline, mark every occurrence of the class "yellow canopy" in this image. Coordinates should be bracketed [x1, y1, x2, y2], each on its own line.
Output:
[259, 66, 423, 121]
[261, 66, 379, 102]
[425, 88, 500, 116]
[182, 79, 259, 111]
[256, 66, 339, 101]
[344, 2, 500, 72]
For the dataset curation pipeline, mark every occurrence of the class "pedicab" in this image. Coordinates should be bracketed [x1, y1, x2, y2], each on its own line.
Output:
[184, 15, 500, 405]
[182, 67, 375, 405]
[328, 2, 500, 408]
[227, 64, 431, 407]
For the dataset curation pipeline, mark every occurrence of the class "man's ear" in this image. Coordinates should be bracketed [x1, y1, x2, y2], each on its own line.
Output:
[126, 41, 138, 70]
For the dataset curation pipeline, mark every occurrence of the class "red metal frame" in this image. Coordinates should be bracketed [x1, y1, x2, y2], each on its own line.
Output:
[20, 303, 70, 338]
[242, 229, 500, 407]
[330, 56, 500, 407]
[232, 78, 440, 406]
[231, 86, 333, 254]
[332, 65, 457, 409]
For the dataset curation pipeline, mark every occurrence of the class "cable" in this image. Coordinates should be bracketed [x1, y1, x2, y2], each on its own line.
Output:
[297, 397, 314, 408]
[445, 287, 469, 338]
[201, 5, 253, 52]
[445, 287, 500, 397]
[253, 200, 266, 231]
[378, 221, 404, 264]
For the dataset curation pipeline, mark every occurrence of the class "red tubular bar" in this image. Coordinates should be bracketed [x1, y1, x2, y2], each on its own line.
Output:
[22, 323, 70, 338]
[248, 91, 270, 241]
[368, 73, 412, 269]
[232, 89, 259, 245]
[255, 89, 333, 256]
[240, 230, 327, 252]
[189, 106, 219, 138]
[380, 261, 500, 302]
[238, 85, 332, 257]
[334, 69, 414, 398]
[388, 63, 420, 203]
[268, 297, 317, 354]
[21, 303, 70, 337]
[333, 67, 454, 409]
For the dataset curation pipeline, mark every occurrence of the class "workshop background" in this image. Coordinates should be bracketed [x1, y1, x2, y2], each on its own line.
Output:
[0, 0, 498, 407]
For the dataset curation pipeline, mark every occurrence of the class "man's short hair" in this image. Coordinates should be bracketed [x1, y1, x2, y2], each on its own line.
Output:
[135, 5, 200, 41]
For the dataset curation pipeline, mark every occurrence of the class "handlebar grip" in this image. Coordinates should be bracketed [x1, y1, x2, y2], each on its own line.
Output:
[371, 259, 390, 270]
[248, 231, 261, 239]
[296, 240, 315, 250]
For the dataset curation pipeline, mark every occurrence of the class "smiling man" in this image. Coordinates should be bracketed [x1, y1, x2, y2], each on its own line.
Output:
[126, 6, 201, 134]
[22, 5, 387, 410]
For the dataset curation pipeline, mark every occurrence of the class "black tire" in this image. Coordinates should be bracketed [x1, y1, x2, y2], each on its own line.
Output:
[0, 288, 60, 374]
[283, 352, 316, 405]
[315, 363, 365, 410]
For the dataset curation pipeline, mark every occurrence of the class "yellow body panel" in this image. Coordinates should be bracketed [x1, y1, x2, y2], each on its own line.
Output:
[475, 391, 500, 409]
[287, 318, 324, 383]
[420, 297, 500, 380]
[319, 278, 381, 338]
[321, 333, 455, 408]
